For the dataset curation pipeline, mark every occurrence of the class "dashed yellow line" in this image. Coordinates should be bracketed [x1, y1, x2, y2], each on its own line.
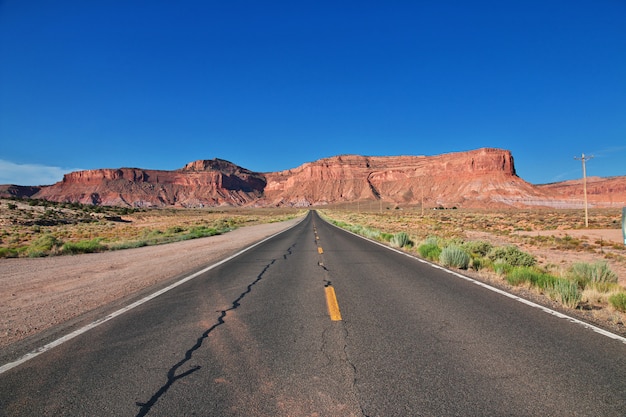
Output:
[318, 246, 324, 254]
[324, 286, 342, 321]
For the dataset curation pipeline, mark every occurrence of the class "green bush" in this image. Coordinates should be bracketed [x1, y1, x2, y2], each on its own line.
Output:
[439, 245, 470, 269]
[505, 266, 535, 286]
[27, 234, 62, 256]
[462, 240, 493, 257]
[609, 293, 626, 312]
[418, 243, 441, 261]
[528, 272, 558, 291]
[362, 228, 381, 240]
[108, 240, 148, 250]
[551, 279, 581, 309]
[422, 236, 440, 246]
[470, 256, 484, 271]
[185, 226, 221, 239]
[61, 239, 105, 255]
[569, 261, 618, 287]
[493, 260, 513, 276]
[390, 232, 412, 248]
[0, 247, 19, 258]
[487, 245, 536, 267]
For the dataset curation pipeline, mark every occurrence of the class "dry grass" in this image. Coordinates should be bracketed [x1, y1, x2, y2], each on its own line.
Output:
[0, 198, 302, 257]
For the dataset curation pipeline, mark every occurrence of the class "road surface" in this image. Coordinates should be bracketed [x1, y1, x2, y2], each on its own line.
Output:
[1, 211, 625, 416]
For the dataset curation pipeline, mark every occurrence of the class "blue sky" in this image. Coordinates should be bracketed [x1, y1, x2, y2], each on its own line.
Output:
[1, 0, 625, 186]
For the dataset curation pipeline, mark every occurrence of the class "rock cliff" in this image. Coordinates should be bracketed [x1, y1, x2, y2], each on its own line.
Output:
[3, 148, 624, 208]
[32, 159, 266, 207]
[537, 176, 626, 209]
[262, 148, 545, 207]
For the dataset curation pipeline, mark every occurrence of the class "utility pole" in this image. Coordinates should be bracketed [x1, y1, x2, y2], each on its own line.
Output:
[574, 153, 594, 227]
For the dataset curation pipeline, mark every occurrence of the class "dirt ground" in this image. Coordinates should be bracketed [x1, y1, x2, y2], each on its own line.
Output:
[472, 228, 626, 286]
[0, 218, 301, 350]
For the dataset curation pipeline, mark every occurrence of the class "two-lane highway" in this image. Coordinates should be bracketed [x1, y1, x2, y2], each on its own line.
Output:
[1, 211, 625, 416]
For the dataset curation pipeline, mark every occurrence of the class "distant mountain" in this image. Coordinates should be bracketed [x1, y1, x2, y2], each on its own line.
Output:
[2, 148, 625, 208]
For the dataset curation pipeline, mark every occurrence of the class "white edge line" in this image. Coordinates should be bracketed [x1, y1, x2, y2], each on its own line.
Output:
[323, 216, 626, 345]
[0, 216, 306, 375]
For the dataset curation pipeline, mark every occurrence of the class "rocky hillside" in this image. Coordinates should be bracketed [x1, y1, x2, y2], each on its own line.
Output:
[262, 148, 545, 207]
[31, 159, 266, 207]
[537, 176, 626, 209]
[2, 148, 624, 208]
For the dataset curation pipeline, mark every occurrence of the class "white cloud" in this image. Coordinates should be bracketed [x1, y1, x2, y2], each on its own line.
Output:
[0, 160, 82, 186]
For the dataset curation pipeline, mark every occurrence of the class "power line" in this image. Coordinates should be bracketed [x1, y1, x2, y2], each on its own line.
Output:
[574, 153, 594, 227]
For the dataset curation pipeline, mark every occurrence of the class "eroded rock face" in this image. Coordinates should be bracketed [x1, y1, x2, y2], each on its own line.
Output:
[537, 177, 626, 208]
[262, 148, 545, 208]
[32, 159, 266, 207]
[5, 148, 624, 208]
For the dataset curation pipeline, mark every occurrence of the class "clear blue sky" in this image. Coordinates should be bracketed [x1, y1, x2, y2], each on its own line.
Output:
[1, 0, 625, 186]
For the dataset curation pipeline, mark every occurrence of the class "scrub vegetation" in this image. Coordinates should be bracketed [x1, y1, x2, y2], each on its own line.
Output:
[0, 198, 301, 258]
[320, 206, 626, 330]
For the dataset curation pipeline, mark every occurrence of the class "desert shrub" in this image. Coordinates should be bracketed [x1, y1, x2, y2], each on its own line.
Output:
[390, 232, 412, 248]
[109, 240, 148, 250]
[492, 259, 513, 276]
[487, 245, 536, 267]
[551, 279, 581, 309]
[439, 245, 470, 269]
[143, 229, 164, 240]
[529, 272, 558, 291]
[582, 285, 622, 305]
[569, 261, 617, 288]
[462, 240, 493, 257]
[587, 282, 621, 293]
[470, 256, 484, 271]
[609, 293, 626, 312]
[380, 232, 394, 242]
[418, 243, 441, 261]
[166, 226, 185, 234]
[503, 266, 557, 289]
[505, 266, 535, 286]
[0, 247, 19, 258]
[27, 234, 62, 256]
[347, 224, 364, 234]
[184, 226, 221, 240]
[362, 228, 381, 240]
[61, 239, 105, 255]
[422, 236, 440, 246]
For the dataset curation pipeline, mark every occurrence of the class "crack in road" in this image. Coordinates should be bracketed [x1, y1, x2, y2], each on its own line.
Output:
[313, 219, 370, 416]
[134, 243, 297, 417]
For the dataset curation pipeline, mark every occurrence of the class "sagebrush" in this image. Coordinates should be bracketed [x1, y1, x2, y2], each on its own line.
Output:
[439, 245, 470, 269]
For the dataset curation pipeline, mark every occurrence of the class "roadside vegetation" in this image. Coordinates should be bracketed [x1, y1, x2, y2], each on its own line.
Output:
[0, 198, 301, 258]
[319, 206, 626, 328]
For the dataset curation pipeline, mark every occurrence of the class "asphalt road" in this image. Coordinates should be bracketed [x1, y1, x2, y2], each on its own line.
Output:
[1, 211, 625, 416]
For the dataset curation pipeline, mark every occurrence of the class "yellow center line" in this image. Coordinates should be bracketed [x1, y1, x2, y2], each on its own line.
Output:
[324, 286, 343, 321]
[318, 246, 323, 254]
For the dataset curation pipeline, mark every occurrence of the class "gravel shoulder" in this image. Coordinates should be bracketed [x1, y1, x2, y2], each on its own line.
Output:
[0, 218, 302, 354]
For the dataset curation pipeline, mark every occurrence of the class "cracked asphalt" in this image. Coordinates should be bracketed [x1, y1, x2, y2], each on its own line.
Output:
[1, 211, 625, 416]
